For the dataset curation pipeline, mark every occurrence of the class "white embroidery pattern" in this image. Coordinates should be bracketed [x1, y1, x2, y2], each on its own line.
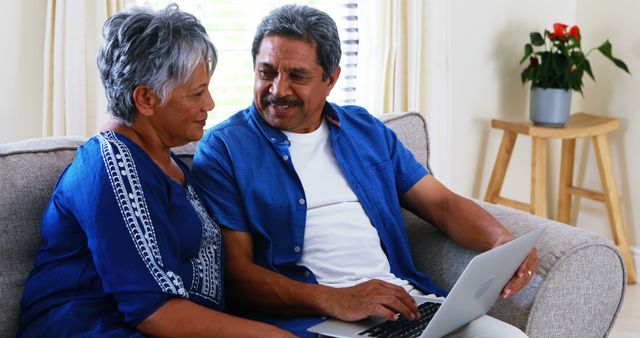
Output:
[186, 185, 223, 303]
[98, 132, 188, 298]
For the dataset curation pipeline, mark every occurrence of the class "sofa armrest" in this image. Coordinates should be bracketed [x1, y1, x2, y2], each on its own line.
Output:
[404, 200, 625, 337]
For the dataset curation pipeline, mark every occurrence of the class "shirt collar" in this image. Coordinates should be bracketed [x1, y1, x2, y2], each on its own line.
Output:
[250, 102, 342, 145]
[250, 103, 287, 144]
[322, 102, 342, 128]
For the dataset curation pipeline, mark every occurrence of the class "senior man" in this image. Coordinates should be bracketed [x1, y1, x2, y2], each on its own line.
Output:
[192, 4, 536, 337]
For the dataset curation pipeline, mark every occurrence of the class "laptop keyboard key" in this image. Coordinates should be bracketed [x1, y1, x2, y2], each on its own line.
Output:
[358, 301, 441, 337]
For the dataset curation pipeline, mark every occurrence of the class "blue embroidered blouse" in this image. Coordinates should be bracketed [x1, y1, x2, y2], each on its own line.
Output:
[18, 132, 224, 337]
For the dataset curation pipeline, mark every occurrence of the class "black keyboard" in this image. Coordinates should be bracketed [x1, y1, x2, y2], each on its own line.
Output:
[358, 301, 441, 338]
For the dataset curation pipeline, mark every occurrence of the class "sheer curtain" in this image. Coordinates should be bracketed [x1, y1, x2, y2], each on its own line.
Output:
[356, 0, 452, 184]
[356, 0, 421, 113]
[42, 0, 123, 137]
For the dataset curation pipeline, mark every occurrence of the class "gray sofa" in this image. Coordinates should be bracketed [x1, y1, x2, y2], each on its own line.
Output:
[0, 112, 625, 337]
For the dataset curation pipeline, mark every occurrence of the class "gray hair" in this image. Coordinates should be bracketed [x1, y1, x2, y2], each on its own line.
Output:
[251, 4, 341, 80]
[97, 3, 217, 124]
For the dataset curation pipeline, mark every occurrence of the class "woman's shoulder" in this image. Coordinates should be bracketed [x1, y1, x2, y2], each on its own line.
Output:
[64, 132, 162, 189]
[56, 132, 171, 214]
[72, 133, 140, 171]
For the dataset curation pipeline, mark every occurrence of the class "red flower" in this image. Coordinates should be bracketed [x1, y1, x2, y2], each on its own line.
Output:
[549, 23, 568, 40]
[569, 25, 580, 41]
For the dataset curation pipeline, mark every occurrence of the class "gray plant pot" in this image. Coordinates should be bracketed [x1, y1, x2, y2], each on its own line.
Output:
[529, 87, 571, 127]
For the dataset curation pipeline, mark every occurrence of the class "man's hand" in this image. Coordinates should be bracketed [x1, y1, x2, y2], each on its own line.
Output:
[501, 248, 538, 298]
[318, 279, 420, 322]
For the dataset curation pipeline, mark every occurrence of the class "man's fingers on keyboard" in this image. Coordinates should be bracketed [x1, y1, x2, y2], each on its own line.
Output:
[380, 298, 418, 321]
[372, 304, 399, 321]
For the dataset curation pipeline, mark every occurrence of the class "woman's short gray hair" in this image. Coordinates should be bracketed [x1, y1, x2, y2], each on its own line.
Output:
[251, 4, 341, 80]
[97, 3, 217, 124]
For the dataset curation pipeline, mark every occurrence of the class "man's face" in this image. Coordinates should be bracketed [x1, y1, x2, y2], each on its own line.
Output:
[253, 35, 340, 133]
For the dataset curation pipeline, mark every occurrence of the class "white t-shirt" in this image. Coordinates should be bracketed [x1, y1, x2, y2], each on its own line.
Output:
[283, 120, 414, 291]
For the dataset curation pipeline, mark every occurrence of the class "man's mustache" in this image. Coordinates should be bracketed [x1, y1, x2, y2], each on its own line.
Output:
[262, 96, 303, 106]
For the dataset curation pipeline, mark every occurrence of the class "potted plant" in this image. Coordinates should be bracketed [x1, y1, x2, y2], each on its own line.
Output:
[520, 23, 630, 126]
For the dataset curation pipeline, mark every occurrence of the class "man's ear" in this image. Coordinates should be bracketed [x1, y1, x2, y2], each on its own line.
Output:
[326, 65, 341, 91]
[132, 85, 159, 117]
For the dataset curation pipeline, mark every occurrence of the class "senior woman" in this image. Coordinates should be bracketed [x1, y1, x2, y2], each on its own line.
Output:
[17, 5, 293, 338]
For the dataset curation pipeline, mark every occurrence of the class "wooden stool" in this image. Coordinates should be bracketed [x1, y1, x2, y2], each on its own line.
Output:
[484, 112, 636, 284]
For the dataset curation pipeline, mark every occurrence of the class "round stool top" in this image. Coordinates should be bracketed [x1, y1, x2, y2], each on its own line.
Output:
[491, 113, 619, 139]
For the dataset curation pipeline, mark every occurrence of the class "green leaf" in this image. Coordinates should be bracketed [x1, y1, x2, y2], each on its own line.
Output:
[584, 59, 595, 81]
[570, 51, 585, 64]
[612, 57, 631, 74]
[597, 40, 631, 74]
[521, 67, 530, 84]
[553, 53, 569, 75]
[520, 44, 533, 64]
[530, 32, 545, 46]
[597, 40, 613, 56]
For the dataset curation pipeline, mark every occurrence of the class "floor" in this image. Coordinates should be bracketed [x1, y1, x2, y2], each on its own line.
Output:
[610, 283, 640, 337]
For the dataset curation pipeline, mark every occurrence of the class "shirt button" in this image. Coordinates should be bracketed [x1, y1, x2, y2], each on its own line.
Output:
[282, 154, 289, 161]
[270, 137, 276, 141]
[298, 198, 306, 205]
[304, 271, 310, 277]
[294, 246, 301, 253]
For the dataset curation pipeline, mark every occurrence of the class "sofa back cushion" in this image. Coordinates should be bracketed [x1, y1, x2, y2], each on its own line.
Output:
[0, 136, 86, 337]
[0, 112, 430, 336]
[379, 112, 430, 170]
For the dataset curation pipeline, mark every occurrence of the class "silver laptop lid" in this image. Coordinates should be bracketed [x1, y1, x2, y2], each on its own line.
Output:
[422, 226, 545, 337]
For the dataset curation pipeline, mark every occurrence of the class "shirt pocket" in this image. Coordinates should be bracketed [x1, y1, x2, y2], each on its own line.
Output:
[367, 160, 398, 205]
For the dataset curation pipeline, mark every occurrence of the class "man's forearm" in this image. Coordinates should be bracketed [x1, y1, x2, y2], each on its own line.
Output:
[226, 261, 331, 316]
[401, 175, 514, 252]
[439, 194, 514, 251]
[222, 228, 332, 316]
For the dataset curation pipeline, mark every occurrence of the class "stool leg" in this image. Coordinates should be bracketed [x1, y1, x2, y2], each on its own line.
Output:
[557, 139, 576, 224]
[531, 137, 547, 217]
[593, 134, 636, 284]
[484, 131, 517, 204]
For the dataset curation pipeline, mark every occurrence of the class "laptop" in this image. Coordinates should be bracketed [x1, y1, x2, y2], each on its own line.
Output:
[307, 227, 546, 338]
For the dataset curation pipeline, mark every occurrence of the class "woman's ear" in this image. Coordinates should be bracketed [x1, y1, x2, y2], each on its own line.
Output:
[132, 85, 159, 117]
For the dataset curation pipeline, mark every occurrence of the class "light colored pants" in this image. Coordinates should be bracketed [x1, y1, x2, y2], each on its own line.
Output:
[408, 289, 527, 338]
[445, 314, 528, 338]
[315, 313, 526, 338]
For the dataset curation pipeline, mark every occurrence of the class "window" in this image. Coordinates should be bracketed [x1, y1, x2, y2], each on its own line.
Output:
[124, 0, 358, 126]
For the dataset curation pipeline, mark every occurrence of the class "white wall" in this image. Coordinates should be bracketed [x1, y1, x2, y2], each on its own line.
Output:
[573, 0, 640, 246]
[447, 0, 574, 200]
[446, 0, 640, 248]
[0, 0, 47, 142]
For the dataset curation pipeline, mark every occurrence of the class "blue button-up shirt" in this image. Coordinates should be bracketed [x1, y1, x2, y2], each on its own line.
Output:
[192, 103, 447, 337]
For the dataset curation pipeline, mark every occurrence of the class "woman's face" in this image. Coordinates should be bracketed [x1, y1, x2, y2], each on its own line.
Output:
[151, 61, 214, 146]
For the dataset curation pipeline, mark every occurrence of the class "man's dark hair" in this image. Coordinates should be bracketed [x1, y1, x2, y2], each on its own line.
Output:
[251, 4, 341, 80]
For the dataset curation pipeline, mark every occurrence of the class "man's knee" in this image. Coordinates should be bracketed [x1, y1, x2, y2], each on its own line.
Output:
[446, 315, 527, 338]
